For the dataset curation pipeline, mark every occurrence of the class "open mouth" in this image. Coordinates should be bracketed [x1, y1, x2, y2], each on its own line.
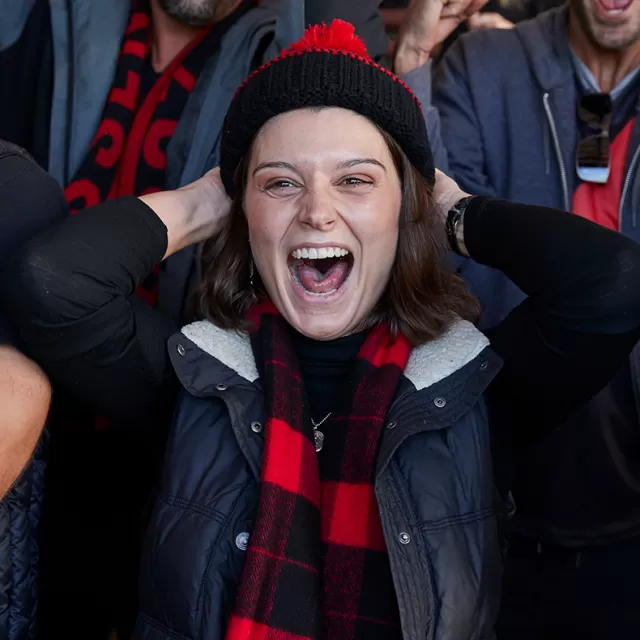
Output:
[596, 0, 633, 15]
[288, 246, 354, 297]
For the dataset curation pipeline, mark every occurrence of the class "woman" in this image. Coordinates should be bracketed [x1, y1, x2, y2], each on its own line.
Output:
[5, 21, 640, 640]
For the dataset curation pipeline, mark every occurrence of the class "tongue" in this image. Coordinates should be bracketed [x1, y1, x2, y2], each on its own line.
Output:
[297, 260, 350, 294]
[599, 0, 632, 10]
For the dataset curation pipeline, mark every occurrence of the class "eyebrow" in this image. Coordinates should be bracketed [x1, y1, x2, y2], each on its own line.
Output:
[335, 158, 387, 172]
[252, 158, 387, 177]
[252, 161, 301, 177]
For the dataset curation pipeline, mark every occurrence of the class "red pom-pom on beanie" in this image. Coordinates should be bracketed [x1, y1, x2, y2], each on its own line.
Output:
[286, 19, 369, 58]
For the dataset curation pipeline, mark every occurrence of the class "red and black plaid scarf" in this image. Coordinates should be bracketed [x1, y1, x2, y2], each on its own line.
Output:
[64, 0, 222, 305]
[227, 301, 411, 640]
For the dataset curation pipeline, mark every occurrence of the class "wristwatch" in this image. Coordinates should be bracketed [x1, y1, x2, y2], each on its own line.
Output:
[445, 196, 473, 258]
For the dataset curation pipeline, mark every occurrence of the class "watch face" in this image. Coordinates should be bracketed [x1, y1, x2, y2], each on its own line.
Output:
[455, 196, 472, 211]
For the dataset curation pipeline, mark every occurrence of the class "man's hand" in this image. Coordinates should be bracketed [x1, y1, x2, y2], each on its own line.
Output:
[467, 12, 515, 30]
[393, 0, 489, 75]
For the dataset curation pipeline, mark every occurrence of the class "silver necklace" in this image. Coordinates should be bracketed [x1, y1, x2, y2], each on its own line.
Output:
[311, 412, 331, 452]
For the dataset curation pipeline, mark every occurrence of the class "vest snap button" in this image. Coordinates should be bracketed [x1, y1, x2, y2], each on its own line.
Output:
[251, 421, 262, 433]
[235, 532, 250, 551]
[480, 361, 488, 371]
[216, 383, 227, 391]
[177, 344, 186, 357]
[434, 397, 446, 408]
[398, 532, 411, 545]
[387, 421, 397, 430]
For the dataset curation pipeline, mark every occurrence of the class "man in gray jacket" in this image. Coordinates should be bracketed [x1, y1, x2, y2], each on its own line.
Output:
[428, 0, 640, 636]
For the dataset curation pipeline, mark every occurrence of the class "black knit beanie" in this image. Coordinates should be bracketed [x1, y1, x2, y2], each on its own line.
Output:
[220, 20, 434, 197]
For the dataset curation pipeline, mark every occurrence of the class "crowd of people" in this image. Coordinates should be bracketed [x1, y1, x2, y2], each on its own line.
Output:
[1, 0, 639, 639]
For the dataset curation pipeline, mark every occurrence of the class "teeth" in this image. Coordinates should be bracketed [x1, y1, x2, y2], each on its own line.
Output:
[290, 247, 350, 260]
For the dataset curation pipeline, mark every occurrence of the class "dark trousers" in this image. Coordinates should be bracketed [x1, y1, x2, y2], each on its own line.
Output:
[496, 533, 640, 640]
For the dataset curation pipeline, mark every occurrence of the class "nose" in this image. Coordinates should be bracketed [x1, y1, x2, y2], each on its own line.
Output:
[297, 186, 337, 231]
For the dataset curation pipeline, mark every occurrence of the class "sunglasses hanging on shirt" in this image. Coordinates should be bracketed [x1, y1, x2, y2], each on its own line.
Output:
[576, 92, 612, 184]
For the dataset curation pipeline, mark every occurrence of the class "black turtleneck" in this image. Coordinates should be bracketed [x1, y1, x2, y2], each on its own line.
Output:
[288, 329, 366, 426]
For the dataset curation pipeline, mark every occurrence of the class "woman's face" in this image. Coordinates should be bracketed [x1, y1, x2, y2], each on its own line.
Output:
[244, 108, 402, 340]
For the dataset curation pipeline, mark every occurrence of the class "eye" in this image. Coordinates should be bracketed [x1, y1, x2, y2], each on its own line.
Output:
[339, 176, 374, 188]
[265, 179, 299, 191]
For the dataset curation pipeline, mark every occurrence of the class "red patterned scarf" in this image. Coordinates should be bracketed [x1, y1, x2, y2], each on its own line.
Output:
[64, 0, 232, 305]
[227, 301, 411, 640]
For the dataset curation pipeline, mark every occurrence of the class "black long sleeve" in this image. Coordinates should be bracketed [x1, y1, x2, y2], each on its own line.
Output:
[464, 197, 640, 449]
[2, 196, 177, 423]
[4, 194, 640, 434]
[0, 142, 67, 344]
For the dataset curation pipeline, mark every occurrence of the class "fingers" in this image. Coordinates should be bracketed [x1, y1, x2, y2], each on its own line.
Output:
[394, 0, 497, 76]
[393, 0, 445, 74]
[467, 11, 515, 29]
[441, 0, 489, 19]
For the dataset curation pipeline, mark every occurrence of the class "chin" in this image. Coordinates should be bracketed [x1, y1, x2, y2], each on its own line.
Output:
[290, 315, 356, 341]
[273, 288, 367, 340]
[584, 0, 640, 47]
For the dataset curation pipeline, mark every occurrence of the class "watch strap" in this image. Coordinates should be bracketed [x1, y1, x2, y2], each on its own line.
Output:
[445, 196, 473, 257]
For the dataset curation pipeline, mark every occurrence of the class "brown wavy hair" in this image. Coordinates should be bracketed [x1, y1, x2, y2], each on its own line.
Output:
[194, 125, 478, 346]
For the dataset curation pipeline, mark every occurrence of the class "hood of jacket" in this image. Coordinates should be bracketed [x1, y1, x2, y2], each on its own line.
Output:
[515, 5, 575, 92]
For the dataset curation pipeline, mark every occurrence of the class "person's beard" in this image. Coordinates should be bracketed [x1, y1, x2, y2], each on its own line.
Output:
[156, 0, 239, 26]
[571, 0, 640, 51]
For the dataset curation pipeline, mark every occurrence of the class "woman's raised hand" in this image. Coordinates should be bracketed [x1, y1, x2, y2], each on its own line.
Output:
[140, 167, 232, 260]
[179, 167, 232, 238]
[432, 168, 471, 220]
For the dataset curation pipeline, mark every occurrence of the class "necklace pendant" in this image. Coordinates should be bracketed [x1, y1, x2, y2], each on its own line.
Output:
[313, 429, 325, 453]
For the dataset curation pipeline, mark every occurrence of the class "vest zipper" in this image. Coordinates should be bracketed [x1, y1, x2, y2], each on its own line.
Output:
[543, 93, 570, 211]
[620, 143, 640, 231]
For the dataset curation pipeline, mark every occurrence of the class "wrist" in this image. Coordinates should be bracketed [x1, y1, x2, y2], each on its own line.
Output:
[139, 186, 213, 260]
[445, 196, 474, 257]
[139, 170, 229, 260]
[177, 181, 220, 236]
[393, 44, 431, 76]
[180, 168, 230, 239]
[437, 189, 471, 221]
[139, 190, 191, 259]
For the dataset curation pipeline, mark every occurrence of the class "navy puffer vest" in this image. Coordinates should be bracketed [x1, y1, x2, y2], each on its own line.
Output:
[135, 319, 504, 640]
